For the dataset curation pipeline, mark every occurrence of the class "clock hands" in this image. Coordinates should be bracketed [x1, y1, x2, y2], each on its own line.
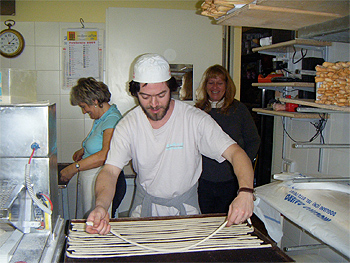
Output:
[8, 37, 17, 45]
[2, 35, 17, 46]
[2, 34, 17, 45]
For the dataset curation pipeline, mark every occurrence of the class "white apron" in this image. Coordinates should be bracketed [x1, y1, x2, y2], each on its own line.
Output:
[76, 166, 107, 219]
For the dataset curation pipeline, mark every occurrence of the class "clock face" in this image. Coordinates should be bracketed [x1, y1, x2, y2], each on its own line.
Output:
[0, 29, 25, 58]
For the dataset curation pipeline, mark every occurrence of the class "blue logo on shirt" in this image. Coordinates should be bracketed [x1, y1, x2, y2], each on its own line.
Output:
[166, 143, 184, 150]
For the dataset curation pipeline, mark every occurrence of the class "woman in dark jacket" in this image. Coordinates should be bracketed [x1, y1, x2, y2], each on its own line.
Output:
[196, 65, 260, 214]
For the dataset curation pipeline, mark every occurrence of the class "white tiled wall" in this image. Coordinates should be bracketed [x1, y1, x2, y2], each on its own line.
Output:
[0, 22, 105, 163]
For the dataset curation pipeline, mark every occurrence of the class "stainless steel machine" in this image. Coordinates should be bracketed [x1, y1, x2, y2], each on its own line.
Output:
[0, 102, 65, 263]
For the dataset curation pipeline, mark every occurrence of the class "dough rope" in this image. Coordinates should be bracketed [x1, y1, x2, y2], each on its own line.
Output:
[109, 220, 228, 253]
[67, 216, 271, 258]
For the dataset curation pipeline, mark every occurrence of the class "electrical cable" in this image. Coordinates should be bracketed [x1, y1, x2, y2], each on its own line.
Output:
[25, 144, 52, 215]
[38, 192, 53, 211]
[292, 46, 307, 64]
[308, 114, 327, 144]
[281, 67, 294, 75]
[29, 149, 35, 164]
[281, 114, 328, 144]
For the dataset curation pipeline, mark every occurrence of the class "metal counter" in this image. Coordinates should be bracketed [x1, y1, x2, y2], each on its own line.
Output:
[9, 217, 66, 263]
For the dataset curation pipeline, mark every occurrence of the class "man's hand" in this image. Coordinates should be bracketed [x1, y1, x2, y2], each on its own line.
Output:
[222, 144, 255, 227]
[226, 191, 254, 227]
[85, 205, 111, 235]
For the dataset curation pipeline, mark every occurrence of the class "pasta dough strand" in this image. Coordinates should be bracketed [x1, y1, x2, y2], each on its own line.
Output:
[67, 216, 271, 258]
[109, 220, 228, 253]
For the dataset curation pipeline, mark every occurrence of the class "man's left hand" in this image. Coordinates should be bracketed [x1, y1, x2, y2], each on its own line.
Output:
[226, 191, 254, 226]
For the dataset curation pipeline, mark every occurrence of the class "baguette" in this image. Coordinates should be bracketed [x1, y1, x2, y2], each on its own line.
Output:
[214, 0, 235, 7]
[322, 62, 334, 67]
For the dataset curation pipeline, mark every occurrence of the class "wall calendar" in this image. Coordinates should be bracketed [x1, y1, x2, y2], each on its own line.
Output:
[63, 28, 103, 89]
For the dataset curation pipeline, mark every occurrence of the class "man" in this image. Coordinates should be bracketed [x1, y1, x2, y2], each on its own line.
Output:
[86, 53, 254, 235]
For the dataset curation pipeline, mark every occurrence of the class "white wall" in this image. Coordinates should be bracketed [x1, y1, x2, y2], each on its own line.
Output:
[105, 8, 223, 114]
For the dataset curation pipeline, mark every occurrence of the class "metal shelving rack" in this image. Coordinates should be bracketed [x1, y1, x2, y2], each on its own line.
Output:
[250, 40, 350, 174]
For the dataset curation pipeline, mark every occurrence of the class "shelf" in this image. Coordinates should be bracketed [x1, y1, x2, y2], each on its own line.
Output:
[298, 15, 350, 43]
[252, 108, 324, 119]
[215, 0, 349, 31]
[252, 82, 315, 92]
[251, 39, 332, 54]
[279, 98, 350, 113]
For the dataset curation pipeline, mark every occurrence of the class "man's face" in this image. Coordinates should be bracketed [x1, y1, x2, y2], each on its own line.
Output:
[137, 82, 171, 121]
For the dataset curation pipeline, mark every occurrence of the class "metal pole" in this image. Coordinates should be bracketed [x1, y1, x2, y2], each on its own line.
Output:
[293, 143, 350, 148]
[292, 177, 350, 183]
[284, 244, 328, 252]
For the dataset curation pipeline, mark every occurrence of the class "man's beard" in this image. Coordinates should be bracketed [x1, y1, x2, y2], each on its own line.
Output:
[139, 97, 171, 121]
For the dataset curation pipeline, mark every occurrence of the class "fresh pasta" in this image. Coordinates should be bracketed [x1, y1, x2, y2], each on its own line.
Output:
[66, 216, 271, 258]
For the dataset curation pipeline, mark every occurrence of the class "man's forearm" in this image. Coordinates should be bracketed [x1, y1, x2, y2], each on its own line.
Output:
[95, 164, 121, 210]
[223, 144, 254, 189]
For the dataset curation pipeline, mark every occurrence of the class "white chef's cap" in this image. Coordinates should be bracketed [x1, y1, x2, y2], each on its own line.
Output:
[133, 53, 171, 83]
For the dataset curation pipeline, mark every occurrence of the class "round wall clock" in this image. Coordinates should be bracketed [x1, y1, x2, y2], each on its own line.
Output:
[0, 20, 25, 58]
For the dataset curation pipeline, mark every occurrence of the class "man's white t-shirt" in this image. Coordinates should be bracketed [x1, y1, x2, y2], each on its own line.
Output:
[106, 99, 235, 200]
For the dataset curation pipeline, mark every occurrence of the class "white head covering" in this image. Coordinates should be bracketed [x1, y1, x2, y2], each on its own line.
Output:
[133, 53, 171, 83]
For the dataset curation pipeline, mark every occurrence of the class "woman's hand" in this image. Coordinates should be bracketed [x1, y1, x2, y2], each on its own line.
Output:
[73, 148, 84, 162]
[59, 164, 77, 183]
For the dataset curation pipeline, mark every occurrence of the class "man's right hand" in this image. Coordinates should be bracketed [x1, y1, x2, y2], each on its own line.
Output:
[85, 205, 111, 235]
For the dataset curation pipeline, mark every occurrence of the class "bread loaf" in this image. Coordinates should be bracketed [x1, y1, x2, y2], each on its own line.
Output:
[315, 61, 350, 107]
[201, 0, 235, 18]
